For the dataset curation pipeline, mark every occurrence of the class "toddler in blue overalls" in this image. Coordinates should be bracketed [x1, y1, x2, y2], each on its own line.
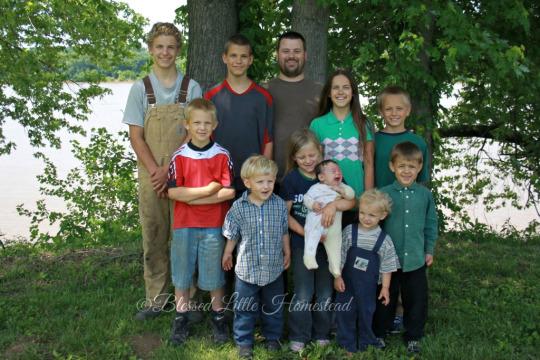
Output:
[334, 189, 399, 353]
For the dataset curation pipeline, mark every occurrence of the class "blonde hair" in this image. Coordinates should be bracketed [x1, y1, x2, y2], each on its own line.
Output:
[377, 85, 411, 110]
[146, 22, 182, 48]
[359, 189, 392, 214]
[286, 128, 321, 173]
[241, 155, 278, 179]
[185, 98, 217, 124]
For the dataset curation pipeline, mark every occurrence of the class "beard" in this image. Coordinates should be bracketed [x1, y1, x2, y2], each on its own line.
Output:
[279, 60, 305, 77]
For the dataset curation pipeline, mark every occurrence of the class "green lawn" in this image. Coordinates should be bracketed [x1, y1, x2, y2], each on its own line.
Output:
[1, 231, 539, 359]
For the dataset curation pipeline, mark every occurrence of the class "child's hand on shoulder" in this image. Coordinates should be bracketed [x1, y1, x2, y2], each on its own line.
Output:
[425, 254, 434, 267]
[334, 276, 345, 292]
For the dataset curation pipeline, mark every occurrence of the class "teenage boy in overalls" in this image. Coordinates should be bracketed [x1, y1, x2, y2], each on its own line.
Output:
[334, 189, 399, 354]
[123, 22, 202, 320]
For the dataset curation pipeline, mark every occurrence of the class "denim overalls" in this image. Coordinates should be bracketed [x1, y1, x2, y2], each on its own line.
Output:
[336, 224, 386, 352]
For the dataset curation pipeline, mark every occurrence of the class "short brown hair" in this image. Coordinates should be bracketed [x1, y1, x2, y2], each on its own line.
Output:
[390, 141, 423, 164]
[377, 85, 411, 110]
[224, 33, 252, 55]
[185, 98, 217, 124]
[146, 22, 182, 48]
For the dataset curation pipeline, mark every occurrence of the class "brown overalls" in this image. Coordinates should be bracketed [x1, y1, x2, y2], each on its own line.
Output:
[139, 76, 189, 306]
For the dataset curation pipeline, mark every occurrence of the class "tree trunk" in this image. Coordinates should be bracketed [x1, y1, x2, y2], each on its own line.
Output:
[291, 0, 329, 83]
[413, 8, 436, 180]
[186, 0, 238, 92]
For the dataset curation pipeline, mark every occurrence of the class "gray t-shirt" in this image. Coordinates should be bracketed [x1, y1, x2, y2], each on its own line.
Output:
[122, 70, 202, 127]
[266, 78, 322, 178]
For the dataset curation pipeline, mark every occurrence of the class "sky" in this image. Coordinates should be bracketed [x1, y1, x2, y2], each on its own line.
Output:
[122, 0, 186, 29]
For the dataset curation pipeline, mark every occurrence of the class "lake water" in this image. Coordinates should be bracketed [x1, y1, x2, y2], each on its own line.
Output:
[0, 82, 537, 240]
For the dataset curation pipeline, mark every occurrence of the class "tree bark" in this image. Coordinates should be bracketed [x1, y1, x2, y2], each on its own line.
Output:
[186, 0, 238, 92]
[291, 0, 329, 83]
[413, 7, 436, 180]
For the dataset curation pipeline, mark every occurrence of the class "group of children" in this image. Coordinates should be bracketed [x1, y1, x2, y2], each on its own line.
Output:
[128, 22, 438, 359]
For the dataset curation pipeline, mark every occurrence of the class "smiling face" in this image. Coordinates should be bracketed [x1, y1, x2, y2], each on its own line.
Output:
[148, 35, 180, 70]
[317, 162, 343, 187]
[244, 173, 276, 205]
[185, 109, 217, 148]
[222, 44, 253, 78]
[293, 142, 322, 177]
[330, 74, 353, 111]
[380, 94, 411, 133]
[358, 200, 387, 230]
[390, 156, 422, 187]
[277, 38, 306, 78]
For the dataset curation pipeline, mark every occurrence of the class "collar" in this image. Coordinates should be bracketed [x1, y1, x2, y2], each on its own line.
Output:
[240, 190, 275, 205]
[377, 129, 411, 136]
[187, 140, 214, 151]
[391, 180, 420, 191]
[324, 110, 353, 125]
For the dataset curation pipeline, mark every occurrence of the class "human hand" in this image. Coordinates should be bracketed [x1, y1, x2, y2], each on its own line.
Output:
[150, 165, 168, 193]
[425, 254, 434, 267]
[312, 202, 323, 213]
[222, 252, 233, 271]
[283, 250, 291, 270]
[334, 276, 345, 292]
[378, 287, 390, 305]
[321, 202, 337, 228]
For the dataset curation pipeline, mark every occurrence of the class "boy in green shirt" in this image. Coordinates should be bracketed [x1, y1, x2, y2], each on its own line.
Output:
[374, 86, 429, 188]
[373, 141, 438, 354]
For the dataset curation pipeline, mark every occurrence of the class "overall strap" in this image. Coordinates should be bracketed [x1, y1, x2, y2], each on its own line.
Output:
[176, 75, 190, 103]
[372, 229, 387, 253]
[351, 223, 358, 248]
[142, 76, 156, 105]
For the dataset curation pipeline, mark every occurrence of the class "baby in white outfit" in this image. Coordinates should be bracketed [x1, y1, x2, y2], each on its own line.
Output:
[304, 160, 355, 277]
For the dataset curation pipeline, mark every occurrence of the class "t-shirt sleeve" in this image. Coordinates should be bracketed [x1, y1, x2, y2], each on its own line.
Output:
[419, 141, 430, 183]
[220, 154, 234, 187]
[340, 225, 353, 271]
[187, 79, 203, 101]
[264, 97, 274, 144]
[167, 156, 183, 188]
[365, 120, 374, 141]
[223, 206, 241, 241]
[122, 80, 145, 127]
[379, 235, 400, 273]
[309, 119, 321, 140]
[279, 174, 295, 201]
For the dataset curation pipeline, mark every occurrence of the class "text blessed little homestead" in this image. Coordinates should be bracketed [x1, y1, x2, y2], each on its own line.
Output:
[137, 293, 353, 314]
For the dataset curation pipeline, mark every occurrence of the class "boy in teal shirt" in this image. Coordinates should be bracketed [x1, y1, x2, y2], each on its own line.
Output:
[374, 86, 429, 188]
[373, 141, 438, 354]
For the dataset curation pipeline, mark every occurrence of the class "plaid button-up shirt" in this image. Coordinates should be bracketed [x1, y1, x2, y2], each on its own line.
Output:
[223, 191, 288, 286]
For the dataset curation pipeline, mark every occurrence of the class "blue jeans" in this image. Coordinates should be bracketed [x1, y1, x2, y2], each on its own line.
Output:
[288, 245, 333, 343]
[171, 227, 225, 291]
[233, 275, 285, 346]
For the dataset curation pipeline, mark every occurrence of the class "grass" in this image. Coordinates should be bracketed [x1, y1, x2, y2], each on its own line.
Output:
[1, 231, 539, 359]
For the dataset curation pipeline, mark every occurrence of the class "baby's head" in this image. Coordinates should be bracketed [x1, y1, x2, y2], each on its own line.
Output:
[389, 142, 423, 187]
[315, 160, 343, 187]
[358, 189, 392, 230]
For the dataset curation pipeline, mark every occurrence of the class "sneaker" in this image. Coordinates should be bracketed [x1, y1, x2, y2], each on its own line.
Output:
[407, 340, 421, 353]
[391, 315, 403, 334]
[265, 339, 282, 351]
[170, 313, 189, 346]
[289, 341, 305, 352]
[135, 305, 164, 321]
[375, 337, 386, 349]
[316, 339, 331, 347]
[238, 345, 253, 359]
[211, 311, 229, 344]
